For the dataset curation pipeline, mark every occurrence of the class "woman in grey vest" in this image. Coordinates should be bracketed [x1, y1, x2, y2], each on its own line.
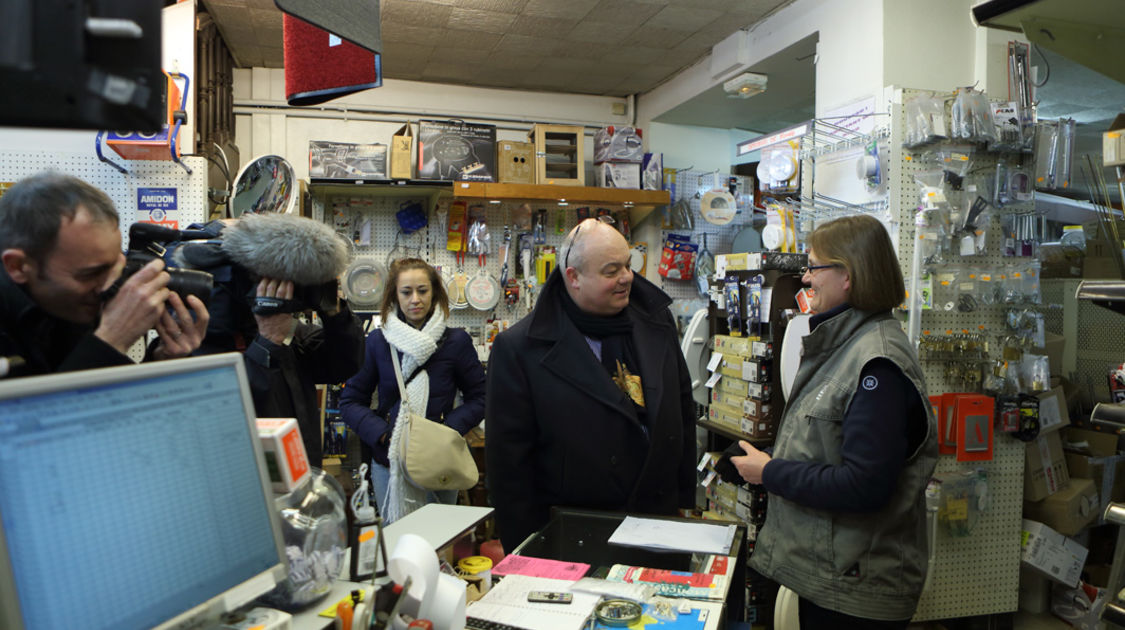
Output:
[725, 215, 938, 628]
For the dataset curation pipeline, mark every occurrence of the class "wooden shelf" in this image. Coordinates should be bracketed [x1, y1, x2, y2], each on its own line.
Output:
[451, 182, 670, 226]
[696, 418, 772, 445]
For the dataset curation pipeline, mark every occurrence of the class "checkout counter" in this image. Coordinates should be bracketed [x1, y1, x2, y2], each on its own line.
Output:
[288, 505, 746, 630]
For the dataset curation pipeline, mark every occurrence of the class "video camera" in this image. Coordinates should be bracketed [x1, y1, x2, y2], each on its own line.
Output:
[103, 215, 352, 351]
[100, 223, 214, 306]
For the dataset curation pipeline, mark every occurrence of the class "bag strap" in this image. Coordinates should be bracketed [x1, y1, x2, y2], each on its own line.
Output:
[389, 345, 412, 410]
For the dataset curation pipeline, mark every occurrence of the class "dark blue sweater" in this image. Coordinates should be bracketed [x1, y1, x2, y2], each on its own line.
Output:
[762, 304, 928, 512]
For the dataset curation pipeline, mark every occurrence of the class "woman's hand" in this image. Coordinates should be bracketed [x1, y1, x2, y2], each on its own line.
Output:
[729, 440, 772, 485]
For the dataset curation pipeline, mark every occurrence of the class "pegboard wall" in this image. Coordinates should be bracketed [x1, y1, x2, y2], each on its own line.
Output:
[887, 89, 1025, 621]
[309, 191, 580, 343]
[659, 169, 755, 306]
[0, 151, 210, 362]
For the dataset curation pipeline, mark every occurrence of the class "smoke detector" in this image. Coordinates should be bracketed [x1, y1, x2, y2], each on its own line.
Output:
[723, 72, 768, 99]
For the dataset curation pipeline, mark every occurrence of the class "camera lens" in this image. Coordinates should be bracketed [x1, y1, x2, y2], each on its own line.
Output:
[167, 269, 213, 307]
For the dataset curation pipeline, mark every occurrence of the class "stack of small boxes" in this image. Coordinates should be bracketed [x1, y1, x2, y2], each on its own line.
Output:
[708, 334, 776, 440]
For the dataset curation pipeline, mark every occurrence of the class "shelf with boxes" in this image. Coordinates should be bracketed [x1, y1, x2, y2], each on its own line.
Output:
[450, 181, 669, 227]
[700, 252, 807, 450]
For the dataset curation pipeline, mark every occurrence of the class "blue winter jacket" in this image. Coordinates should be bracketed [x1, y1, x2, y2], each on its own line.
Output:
[339, 327, 486, 467]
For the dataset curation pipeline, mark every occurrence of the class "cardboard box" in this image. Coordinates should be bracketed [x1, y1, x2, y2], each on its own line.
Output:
[1018, 567, 1051, 614]
[1104, 113, 1125, 167]
[256, 417, 310, 493]
[417, 120, 496, 181]
[1037, 386, 1071, 435]
[593, 125, 644, 163]
[1026, 431, 1070, 501]
[1020, 518, 1088, 587]
[496, 140, 534, 184]
[595, 162, 641, 189]
[309, 141, 387, 179]
[389, 123, 414, 179]
[1064, 426, 1125, 502]
[1024, 477, 1099, 536]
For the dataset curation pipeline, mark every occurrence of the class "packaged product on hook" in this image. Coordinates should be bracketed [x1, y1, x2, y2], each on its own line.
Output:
[951, 88, 997, 144]
[904, 93, 947, 148]
[956, 266, 979, 313]
[724, 275, 743, 336]
[1021, 260, 1042, 304]
[915, 169, 947, 209]
[1033, 121, 1060, 190]
[977, 269, 996, 305]
[934, 267, 960, 312]
[936, 469, 989, 537]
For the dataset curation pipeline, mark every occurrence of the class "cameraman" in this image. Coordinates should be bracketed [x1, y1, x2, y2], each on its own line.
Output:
[0, 173, 209, 377]
[239, 276, 363, 468]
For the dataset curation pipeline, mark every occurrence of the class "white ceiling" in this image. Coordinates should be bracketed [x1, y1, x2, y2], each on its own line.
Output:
[200, 0, 795, 98]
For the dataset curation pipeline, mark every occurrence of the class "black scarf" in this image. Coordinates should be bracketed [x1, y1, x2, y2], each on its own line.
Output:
[559, 284, 640, 387]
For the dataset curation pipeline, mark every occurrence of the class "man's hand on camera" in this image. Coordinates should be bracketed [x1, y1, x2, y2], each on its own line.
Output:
[152, 293, 209, 360]
[254, 278, 298, 345]
[95, 258, 170, 355]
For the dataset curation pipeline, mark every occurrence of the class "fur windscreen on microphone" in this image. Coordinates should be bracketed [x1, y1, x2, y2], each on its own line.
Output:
[220, 213, 351, 285]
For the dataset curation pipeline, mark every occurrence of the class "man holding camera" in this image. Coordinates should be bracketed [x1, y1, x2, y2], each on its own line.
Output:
[0, 173, 209, 378]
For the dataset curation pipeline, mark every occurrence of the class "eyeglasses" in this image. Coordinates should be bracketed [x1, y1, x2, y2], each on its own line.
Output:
[563, 214, 615, 269]
[800, 263, 840, 275]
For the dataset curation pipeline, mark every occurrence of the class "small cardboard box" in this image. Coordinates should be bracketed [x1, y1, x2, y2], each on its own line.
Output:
[595, 162, 641, 189]
[1020, 518, 1088, 587]
[256, 417, 310, 493]
[1103, 113, 1125, 167]
[1026, 431, 1070, 502]
[1064, 426, 1125, 502]
[309, 141, 387, 179]
[1037, 386, 1071, 435]
[1036, 332, 1066, 378]
[390, 123, 414, 179]
[1024, 477, 1099, 536]
[497, 140, 534, 184]
[417, 119, 497, 181]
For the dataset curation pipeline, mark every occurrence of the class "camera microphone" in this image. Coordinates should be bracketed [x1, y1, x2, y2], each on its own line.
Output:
[219, 212, 350, 286]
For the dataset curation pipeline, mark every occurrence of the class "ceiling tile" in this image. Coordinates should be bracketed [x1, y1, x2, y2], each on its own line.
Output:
[485, 51, 544, 71]
[567, 19, 637, 44]
[601, 44, 666, 65]
[430, 46, 492, 64]
[521, 68, 583, 91]
[568, 74, 627, 95]
[382, 53, 431, 77]
[382, 0, 455, 28]
[447, 7, 517, 32]
[382, 41, 436, 63]
[584, 60, 642, 78]
[381, 24, 446, 44]
[522, 0, 599, 20]
[493, 33, 560, 54]
[437, 28, 503, 49]
[455, 0, 529, 14]
[621, 24, 690, 48]
[586, 0, 664, 23]
[261, 48, 284, 67]
[629, 63, 680, 81]
[538, 57, 601, 74]
[245, 0, 277, 10]
[552, 40, 615, 60]
[508, 15, 578, 37]
[645, 5, 723, 31]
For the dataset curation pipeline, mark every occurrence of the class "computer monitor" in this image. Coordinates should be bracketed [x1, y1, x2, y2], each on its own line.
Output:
[0, 354, 289, 630]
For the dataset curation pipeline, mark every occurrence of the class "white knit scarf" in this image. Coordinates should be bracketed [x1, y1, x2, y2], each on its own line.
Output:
[382, 307, 446, 523]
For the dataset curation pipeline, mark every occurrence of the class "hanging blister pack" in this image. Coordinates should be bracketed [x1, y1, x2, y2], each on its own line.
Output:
[746, 275, 764, 337]
[724, 275, 743, 337]
[904, 93, 948, 148]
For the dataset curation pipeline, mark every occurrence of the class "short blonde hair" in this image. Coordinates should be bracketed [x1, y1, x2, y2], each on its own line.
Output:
[808, 214, 904, 312]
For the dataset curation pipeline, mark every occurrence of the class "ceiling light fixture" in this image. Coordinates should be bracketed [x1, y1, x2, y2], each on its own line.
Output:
[723, 72, 768, 99]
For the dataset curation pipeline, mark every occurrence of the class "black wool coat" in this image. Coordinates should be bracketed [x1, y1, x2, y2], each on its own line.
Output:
[485, 270, 696, 551]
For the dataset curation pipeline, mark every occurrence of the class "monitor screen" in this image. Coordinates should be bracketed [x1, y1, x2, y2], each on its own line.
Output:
[0, 354, 288, 630]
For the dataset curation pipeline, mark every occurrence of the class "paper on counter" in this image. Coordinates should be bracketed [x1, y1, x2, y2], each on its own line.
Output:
[607, 516, 736, 556]
[467, 575, 597, 630]
[491, 555, 590, 581]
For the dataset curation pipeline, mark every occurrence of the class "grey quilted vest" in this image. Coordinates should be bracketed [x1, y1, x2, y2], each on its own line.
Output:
[749, 307, 938, 621]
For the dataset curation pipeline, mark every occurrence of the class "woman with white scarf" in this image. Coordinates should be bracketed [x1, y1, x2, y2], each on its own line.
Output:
[340, 258, 486, 522]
